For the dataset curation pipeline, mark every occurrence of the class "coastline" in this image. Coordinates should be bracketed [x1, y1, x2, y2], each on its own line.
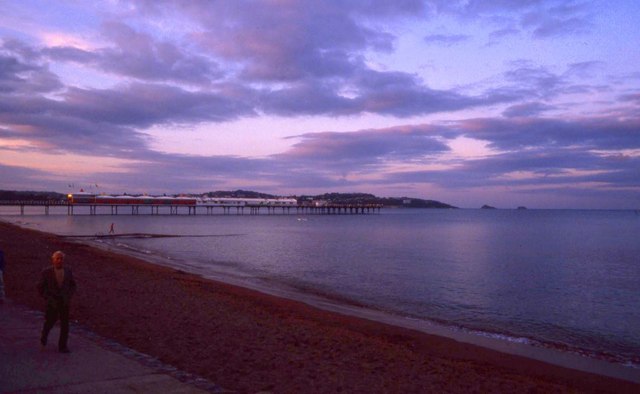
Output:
[1, 220, 638, 393]
[83, 230, 640, 381]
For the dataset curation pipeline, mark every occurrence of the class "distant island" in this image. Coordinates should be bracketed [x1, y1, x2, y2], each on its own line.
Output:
[0, 189, 457, 209]
[482, 204, 532, 210]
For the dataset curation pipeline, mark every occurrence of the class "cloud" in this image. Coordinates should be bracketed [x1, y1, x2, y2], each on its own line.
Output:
[430, 0, 595, 39]
[0, 39, 63, 95]
[0, 163, 53, 190]
[564, 61, 604, 79]
[113, 0, 509, 119]
[522, 2, 594, 38]
[250, 61, 521, 117]
[620, 93, 640, 105]
[44, 46, 97, 63]
[351, 68, 517, 116]
[264, 115, 639, 199]
[0, 38, 258, 157]
[378, 148, 640, 195]
[3, 34, 514, 169]
[423, 34, 470, 46]
[177, 1, 407, 82]
[0, 98, 149, 156]
[264, 115, 640, 199]
[502, 102, 555, 117]
[7, 20, 529, 127]
[503, 63, 563, 96]
[491, 61, 609, 107]
[489, 27, 520, 39]
[280, 125, 450, 165]
[44, 22, 223, 85]
[454, 117, 640, 151]
[61, 83, 256, 126]
[256, 69, 506, 117]
[0, 80, 257, 159]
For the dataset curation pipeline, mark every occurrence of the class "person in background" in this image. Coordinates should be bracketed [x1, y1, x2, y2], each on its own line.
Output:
[37, 251, 76, 353]
[0, 250, 5, 304]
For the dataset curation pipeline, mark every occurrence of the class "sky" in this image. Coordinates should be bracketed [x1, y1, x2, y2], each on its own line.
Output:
[0, 0, 639, 209]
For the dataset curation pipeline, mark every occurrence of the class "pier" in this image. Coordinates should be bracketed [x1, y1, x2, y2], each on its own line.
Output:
[0, 200, 68, 215]
[0, 200, 382, 216]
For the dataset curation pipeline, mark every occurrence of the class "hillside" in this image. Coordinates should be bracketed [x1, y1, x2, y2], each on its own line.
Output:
[0, 190, 66, 201]
[206, 191, 456, 208]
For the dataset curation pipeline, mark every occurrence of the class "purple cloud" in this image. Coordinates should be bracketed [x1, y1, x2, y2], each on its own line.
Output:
[489, 27, 520, 39]
[424, 34, 471, 46]
[0, 40, 62, 95]
[502, 102, 555, 118]
[379, 148, 640, 193]
[281, 125, 450, 164]
[61, 83, 256, 126]
[44, 22, 223, 85]
[0, 163, 53, 190]
[179, 1, 402, 82]
[522, 2, 594, 38]
[455, 117, 640, 150]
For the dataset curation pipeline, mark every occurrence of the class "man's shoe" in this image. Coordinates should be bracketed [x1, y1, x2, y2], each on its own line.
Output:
[59, 347, 70, 353]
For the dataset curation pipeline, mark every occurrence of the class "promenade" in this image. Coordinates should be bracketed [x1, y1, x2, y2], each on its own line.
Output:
[0, 300, 227, 393]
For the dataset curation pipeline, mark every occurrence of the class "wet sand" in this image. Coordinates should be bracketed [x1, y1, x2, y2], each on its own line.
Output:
[1, 221, 638, 393]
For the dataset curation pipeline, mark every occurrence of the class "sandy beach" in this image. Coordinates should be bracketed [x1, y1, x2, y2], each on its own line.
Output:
[1, 220, 638, 393]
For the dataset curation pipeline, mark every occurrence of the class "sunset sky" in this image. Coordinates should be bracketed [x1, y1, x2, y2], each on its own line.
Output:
[1, 0, 638, 208]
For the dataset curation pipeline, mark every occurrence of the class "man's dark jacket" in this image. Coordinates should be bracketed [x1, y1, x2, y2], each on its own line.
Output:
[37, 267, 76, 304]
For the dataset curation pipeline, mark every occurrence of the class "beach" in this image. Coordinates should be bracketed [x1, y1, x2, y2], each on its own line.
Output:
[1, 220, 638, 393]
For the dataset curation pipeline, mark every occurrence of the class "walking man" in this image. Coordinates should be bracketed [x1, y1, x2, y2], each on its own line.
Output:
[38, 251, 76, 353]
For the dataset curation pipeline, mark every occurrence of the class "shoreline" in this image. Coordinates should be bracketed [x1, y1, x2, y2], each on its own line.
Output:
[85, 231, 640, 381]
[2, 220, 639, 393]
[47, 223, 640, 375]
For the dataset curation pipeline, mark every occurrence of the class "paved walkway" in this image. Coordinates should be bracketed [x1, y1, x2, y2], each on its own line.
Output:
[0, 300, 229, 393]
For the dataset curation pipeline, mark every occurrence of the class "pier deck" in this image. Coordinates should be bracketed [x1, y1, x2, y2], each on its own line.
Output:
[0, 200, 382, 216]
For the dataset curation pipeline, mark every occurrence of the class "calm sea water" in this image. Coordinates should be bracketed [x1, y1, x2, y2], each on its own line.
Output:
[3, 207, 640, 367]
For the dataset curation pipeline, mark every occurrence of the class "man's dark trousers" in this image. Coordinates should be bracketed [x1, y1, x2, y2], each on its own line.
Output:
[41, 299, 70, 350]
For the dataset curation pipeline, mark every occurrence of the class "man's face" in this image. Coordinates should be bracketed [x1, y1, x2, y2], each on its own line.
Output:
[52, 254, 64, 269]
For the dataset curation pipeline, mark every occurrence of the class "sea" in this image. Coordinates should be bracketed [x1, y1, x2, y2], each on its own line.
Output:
[2, 206, 640, 374]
